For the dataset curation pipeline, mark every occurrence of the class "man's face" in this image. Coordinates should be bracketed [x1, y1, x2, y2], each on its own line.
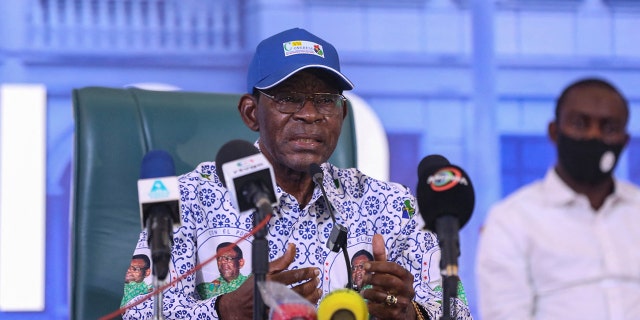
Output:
[550, 85, 630, 184]
[556, 85, 628, 144]
[255, 70, 346, 174]
[352, 255, 370, 289]
[125, 258, 150, 283]
[216, 250, 244, 282]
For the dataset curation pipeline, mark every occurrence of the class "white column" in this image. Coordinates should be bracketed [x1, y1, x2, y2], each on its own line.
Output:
[0, 84, 47, 311]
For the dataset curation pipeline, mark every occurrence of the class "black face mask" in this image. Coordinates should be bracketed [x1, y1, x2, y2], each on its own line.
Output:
[556, 132, 625, 185]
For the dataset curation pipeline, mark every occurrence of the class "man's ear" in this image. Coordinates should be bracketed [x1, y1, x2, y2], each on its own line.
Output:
[548, 120, 558, 144]
[342, 101, 348, 121]
[238, 94, 259, 132]
[239, 258, 245, 269]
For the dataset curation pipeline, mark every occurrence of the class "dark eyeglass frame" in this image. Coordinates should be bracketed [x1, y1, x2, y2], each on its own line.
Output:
[127, 266, 148, 272]
[216, 256, 241, 262]
[258, 90, 346, 115]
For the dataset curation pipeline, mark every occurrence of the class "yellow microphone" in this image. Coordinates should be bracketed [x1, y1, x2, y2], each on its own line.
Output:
[317, 288, 368, 320]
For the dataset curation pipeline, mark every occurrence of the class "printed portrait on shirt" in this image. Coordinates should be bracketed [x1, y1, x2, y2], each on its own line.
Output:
[324, 237, 374, 292]
[121, 253, 154, 306]
[351, 249, 373, 292]
[196, 236, 251, 299]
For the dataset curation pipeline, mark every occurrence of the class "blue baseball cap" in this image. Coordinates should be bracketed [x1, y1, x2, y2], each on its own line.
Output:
[246, 28, 354, 93]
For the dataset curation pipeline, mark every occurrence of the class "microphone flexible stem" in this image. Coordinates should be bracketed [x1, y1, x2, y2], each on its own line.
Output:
[314, 175, 337, 224]
[341, 243, 353, 290]
[253, 198, 272, 320]
[313, 173, 353, 289]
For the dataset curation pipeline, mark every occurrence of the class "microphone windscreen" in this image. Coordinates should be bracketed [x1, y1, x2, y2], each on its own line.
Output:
[140, 150, 176, 179]
[317, 288, 368, 320]
[215, 140, 260, 187]
[417, 154, 450, 179]
[416, 162, 474, 231]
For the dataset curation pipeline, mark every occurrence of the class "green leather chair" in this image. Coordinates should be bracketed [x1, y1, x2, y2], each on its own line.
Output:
[70, 86, 357, 319]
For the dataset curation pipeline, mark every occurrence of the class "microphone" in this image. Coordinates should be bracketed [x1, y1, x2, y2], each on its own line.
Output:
[137, 150, 181, 280]
[258, 281, 316, 320]
[309, 163, 352, 290]
[416, 155, 474, 270]
[215, 139, 277, 320]
[415, 154, 474, 319]
[317, 288, 368, 320]
[215, 140, 277, 213]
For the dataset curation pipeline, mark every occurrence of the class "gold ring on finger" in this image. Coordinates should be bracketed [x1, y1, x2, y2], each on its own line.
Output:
[385, 294, 398, 306]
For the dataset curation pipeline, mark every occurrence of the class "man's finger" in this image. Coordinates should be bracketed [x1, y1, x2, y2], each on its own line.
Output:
[270, 267, 319, 286]
[268, 243, 296, 273]
[372, 234, 387, 261]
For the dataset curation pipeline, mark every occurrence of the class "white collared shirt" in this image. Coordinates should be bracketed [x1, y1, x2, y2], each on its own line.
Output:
[476, 168, 640, 320]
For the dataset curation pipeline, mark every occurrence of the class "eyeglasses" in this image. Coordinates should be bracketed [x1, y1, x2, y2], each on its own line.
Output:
[259, 91, 346, 115]
[352, 264, 366, 271]
[217, 256, 240, 263]
[128, 266, 147, 272]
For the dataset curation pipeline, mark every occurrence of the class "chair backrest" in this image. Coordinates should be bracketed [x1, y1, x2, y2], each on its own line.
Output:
[70, 86, 357, 319]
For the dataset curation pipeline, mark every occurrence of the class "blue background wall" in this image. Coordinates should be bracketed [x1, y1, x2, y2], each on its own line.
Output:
[1, 0, 639, 319]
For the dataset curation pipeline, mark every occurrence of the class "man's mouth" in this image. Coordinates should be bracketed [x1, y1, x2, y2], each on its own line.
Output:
[290, 133, 323, 147]
[294, 138, 319, 143]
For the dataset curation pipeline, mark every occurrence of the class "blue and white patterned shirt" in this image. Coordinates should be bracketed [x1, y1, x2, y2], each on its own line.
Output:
[123, 162, 472, 319]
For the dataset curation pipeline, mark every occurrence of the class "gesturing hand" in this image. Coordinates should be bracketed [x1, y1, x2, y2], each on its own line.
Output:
[267, 243, 322, 303]
[361, 234, 417, 320]
[216, 243, 321, 319]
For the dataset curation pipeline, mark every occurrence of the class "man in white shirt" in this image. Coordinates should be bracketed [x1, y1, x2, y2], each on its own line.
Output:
[476, 77, 640, 319]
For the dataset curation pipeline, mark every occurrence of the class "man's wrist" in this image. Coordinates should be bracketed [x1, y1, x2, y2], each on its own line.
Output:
[412, 300, 428, 320]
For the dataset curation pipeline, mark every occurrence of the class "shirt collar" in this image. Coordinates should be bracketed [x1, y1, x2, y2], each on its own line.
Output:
[543, 168, 627, 205]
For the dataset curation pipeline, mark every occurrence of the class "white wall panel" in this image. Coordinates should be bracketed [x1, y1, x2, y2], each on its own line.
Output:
[0, 84, 46, 311]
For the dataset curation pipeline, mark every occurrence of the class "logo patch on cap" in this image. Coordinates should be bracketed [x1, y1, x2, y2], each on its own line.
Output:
[283, 40, 324, 58]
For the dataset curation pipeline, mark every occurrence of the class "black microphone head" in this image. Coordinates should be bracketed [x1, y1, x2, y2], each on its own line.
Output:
[416, 161, 474, 231]
[309, 163, 324, 183]
[417, 154, 450, 179]
[215, 140, 260, 187]
[215, 139, 277, 212]
[140, 149, 176, 178]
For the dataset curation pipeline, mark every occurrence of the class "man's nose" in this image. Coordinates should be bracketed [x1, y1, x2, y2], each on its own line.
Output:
[294, 99, 323, 121]
[584, 123, 604, 140]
